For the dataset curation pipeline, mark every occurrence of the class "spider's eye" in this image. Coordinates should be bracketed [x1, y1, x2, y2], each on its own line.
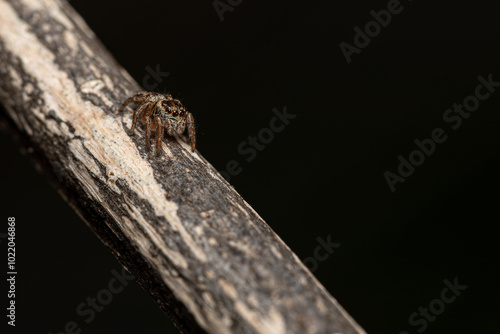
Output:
[180, 111, 185, 117]
[172, 110, 179, 117]
[161, 101, 168, 108]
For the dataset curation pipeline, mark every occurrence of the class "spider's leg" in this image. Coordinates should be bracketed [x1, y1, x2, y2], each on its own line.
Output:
[186, 112, 196, 152]
[154, 116, 164, 155]
[118, 96, 134, 112]
[131, 102, 152, 133]
[145, 115, 152, 149]
[118, 91, 148, 112]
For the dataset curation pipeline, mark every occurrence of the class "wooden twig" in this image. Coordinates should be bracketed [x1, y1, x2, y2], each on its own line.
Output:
[0, 1, 366, 333]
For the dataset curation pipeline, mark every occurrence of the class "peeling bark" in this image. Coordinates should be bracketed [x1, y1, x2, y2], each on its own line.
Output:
[0, 1, 366, 333]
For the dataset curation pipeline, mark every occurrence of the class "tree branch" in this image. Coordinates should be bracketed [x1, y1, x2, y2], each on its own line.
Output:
[0, 0, 366, 333]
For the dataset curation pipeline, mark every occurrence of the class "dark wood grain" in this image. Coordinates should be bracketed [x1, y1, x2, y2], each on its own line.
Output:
[0, 1, 366, 333]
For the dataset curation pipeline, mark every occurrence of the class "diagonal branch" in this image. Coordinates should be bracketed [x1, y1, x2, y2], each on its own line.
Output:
[0, 0, 366, 333]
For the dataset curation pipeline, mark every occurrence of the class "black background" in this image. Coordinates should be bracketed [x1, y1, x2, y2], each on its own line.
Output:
[1, 0, 499, 333]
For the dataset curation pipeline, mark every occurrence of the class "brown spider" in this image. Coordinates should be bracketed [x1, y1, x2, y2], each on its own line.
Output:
[118, 91, 196, 155]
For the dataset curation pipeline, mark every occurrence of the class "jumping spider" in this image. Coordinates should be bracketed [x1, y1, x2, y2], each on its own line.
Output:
[118, 91, 196, 155]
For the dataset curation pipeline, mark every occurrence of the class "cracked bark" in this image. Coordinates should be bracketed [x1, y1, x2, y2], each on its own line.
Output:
[0, 0, 366, 333]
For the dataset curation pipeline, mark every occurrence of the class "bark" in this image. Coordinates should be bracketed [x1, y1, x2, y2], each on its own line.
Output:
[0, 1, 366, 333]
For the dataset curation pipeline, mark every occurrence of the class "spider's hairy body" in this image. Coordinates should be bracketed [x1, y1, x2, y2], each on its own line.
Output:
[118, 91, 196, 155]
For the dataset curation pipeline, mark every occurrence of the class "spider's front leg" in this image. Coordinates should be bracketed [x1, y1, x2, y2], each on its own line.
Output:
[131, 102, 153, 133]
[186, 112, 196, 152]
[118, 91, 150, 112]
[154, 116, 164, 155]
[144, 115, 152, 149]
